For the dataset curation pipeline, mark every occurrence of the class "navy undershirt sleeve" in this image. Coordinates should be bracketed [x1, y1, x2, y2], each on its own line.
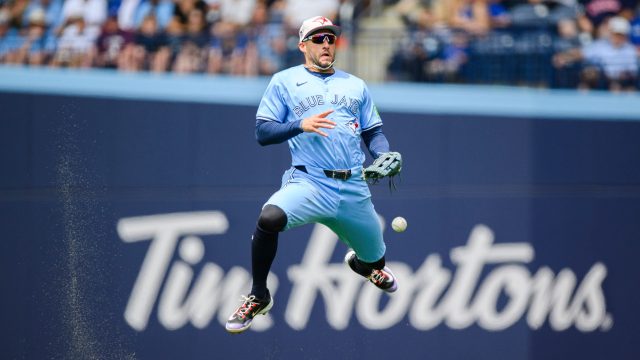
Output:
[362, 125, 390, 159]
[255, 119, 304, 146]
[256, 118, 390, 157]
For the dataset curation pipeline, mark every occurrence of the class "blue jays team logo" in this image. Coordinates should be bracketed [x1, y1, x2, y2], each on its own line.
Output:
[347, 118, 359, 134]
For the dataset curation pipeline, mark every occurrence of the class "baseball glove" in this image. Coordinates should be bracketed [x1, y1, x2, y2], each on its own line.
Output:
[364, 152, 402, 188]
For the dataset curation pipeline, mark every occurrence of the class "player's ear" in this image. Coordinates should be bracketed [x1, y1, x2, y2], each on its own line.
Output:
[298, 41, 306, 53]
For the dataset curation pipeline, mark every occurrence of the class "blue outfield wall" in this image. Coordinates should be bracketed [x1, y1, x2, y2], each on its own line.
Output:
[1, 66, 640, 360]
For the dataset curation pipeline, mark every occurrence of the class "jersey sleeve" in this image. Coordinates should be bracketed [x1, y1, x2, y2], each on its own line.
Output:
[359, 82, 382, 131]
[362, 125, 390, 158]
[256, 74, 288, 123]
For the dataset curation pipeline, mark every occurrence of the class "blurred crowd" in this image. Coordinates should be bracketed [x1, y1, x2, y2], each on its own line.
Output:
[0, 0, 348, 75]
[387, 0, 640, 91]
[0, 0, 639, 91]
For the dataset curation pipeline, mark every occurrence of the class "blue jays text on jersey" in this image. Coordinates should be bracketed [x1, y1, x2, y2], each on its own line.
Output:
[293, 93, 361, 118]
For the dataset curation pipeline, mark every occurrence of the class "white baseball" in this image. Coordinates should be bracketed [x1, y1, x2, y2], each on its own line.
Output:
[391, 216, 407, 232]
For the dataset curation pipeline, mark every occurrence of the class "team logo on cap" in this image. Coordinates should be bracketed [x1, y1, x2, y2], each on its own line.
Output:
[314, 16, 330, 25]
[299, 15, 340, 42]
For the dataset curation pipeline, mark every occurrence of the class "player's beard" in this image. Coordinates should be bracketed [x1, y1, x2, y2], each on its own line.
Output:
[309, 51, 335, 72]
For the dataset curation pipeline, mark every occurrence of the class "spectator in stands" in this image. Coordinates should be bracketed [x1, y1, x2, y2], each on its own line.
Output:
[390, 0, 479, 83]
[554, 16, 583, 52]
[629, 4, 639, 48]
[21, 0, 64, 32]
[393, 0, 434, 31]
[447, 0, 492, 36]
[58, 0, 107, 41]
[173, 8, 209, 72]
[123, 14, 169, 71]
[551, 17, 583, 87]
[0, 8, 22, 63]
[172, 0, 207, 27]
[94, 14, 134, 68]
[427, 29, 470, 82]
[510, 0, 581, 29]
[218, 0, 256, 27]
[431, 0, 510, 31]
[488, 0, 511, 29]
[14, 8, 57, 65]
[554, 16, 639, 91]
[386, 29, 440, 82]
[392, 4, 440, 84]
[577, 0, 637, 38]
[160, 17, 185, 67]
[249, 0, 286, 75]
[6, 0, 29, 29]
[51, 13, 95, 67]
[115, 0, 139, 31]
[0, 9, 8, 50]
[133, 0, 174, 30]
[207, 20, 250, 74]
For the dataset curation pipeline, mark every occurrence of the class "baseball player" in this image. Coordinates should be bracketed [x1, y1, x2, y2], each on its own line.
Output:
[226, 16, 402, 334]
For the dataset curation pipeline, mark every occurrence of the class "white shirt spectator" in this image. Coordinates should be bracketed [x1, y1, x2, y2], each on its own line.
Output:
[61, 0, 107, 28]
[57, 22, 95, 56]
[582, 39, 638, 79]
[220, 0, 256, 26]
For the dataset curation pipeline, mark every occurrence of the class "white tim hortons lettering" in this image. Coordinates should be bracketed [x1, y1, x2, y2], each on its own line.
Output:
[286, 224, 362, 330]
[408, 225, 535, 331]
[119, 211, 279, 332]
[120, 212, 611, 333]
[474, 265, 532, 330]
[160, 259, 280, 332]
[409, 255, 453, 330]
[414, 225, 610, 332]
[443, 225, 534, 329]
[157, 235, 206, 330]
[285, 222, 610, 332]
[527, 263, 609, 332]
[572, 263, 609, 331]
[117, 211, 228, 331]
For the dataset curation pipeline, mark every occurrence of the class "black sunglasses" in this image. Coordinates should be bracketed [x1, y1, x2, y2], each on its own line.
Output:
[304, 33, 337, 44]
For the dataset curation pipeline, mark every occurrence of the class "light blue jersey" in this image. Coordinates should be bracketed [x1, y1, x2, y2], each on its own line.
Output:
[225, 17, 397, 332]
[256, 65, 388, 262]
[256, 65, 382, 170]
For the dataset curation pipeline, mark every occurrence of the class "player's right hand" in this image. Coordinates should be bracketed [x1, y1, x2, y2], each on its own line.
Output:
[301, 110, 336, 137]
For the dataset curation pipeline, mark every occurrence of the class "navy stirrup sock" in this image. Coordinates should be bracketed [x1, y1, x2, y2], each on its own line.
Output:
[352, 255, 386, 277]
[250, 226, 278, 299]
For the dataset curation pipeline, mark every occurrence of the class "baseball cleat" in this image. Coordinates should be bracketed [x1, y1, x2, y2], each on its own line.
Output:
[225, 291, 273, 334]
[345, 250, 398, 293]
